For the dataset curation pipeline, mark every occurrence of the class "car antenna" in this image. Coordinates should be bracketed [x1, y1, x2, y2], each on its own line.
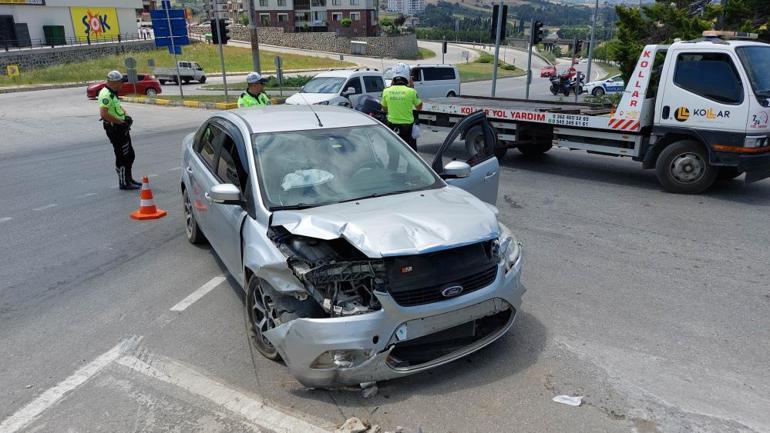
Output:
[297, 93, 323, 127]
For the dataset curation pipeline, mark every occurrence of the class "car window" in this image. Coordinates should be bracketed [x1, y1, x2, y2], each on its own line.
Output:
[301, 77, 345, 94]
[343, 77, 363, 94]
[411, 68, 421, 82]
[217, 134, 249, 191]
[196, 124, 222, 169]
[674, 53, 743, 104]
[363, 75, 384, 92]
[423, 67, 456, 81]
[252, 125, 441, 210]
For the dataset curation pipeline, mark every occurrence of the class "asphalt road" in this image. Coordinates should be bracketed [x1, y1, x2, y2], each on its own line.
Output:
[1, 87, 769, 433]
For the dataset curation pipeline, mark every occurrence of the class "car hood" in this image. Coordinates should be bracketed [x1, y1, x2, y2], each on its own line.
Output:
[285, 93, 336, 105]
[271, 186, 499, 258]
[87, 83, 105, 91]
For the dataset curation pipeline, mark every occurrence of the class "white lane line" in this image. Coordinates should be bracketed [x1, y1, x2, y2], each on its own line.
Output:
[0, 217, 11, 224]
[169, 276, 226, 312]
[167, 166, 182, 171]
[32, 204, 58, 212]
[76, 192, 98, 198]
[148, 174, 159, 178]
[0, 336, 142, 433]
[116, 354, 329, 433]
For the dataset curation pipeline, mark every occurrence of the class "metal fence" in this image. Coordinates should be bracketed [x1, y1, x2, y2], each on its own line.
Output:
[2, 33, 155, 52]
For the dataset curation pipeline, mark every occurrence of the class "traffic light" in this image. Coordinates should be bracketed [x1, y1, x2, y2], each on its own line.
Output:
[531, 20, 544, 44]
[490, 5, 508, 41]
[210, 18, 230, 45]
[574, 39, 583, 56]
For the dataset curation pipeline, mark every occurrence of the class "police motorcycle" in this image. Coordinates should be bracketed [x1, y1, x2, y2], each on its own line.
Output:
[549, 70, 585, 97]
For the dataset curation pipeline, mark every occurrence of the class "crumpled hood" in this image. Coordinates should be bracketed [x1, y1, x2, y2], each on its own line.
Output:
[271, 186, 499, 258]
[284, 93, 336, 105]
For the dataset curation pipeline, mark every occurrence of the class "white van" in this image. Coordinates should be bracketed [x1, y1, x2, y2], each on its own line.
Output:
[385, 64, 461, 98]
[285, 68, 385, 107]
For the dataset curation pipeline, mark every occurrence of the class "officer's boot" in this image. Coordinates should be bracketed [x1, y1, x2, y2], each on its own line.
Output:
[127, 166, 142, 187]
[117, 167, 139, 190]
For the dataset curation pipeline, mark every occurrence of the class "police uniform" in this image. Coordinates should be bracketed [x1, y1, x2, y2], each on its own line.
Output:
[381, 84, 422, 150]
[237, 90, 270, 108]
[99, 86, 138, 189]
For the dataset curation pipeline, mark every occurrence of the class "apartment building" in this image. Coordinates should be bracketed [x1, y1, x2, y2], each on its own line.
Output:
[203, 0, 243, 21]
[386, 0, 423, 15]
[255, 0, 378, 36]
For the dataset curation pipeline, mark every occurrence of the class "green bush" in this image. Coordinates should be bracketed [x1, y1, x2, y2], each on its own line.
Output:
[341, 18, 352, 28]
[476, 52, 493, 63]
[263, 74, 313, 88]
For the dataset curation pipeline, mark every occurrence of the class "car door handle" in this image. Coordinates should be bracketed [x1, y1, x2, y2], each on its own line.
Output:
[662, 106, 670, 120]
[484, 171, 497, 181]
[204, 192, 212, 202]
[185, 166, 193, 174]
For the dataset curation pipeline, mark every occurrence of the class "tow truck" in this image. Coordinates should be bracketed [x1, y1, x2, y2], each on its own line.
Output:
[417, 31, 770, 193]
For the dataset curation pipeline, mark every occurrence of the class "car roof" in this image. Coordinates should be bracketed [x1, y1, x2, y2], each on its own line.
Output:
[230, 105, 379, 134]
[314, 69, 381, 79]
[414, 64, 457, 69]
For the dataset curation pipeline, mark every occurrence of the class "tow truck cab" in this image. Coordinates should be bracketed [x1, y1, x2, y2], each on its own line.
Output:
[615, 31, 770, 191]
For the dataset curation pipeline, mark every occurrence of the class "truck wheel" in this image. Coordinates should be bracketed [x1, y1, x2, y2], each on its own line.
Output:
[182, 188, 206, 245]
[717, 167, 743, 180]
[517, 141, 552, 156]
[592, 87, 605, 96]
[464, 125, 485, 157]
[159, 79, 166, 85]
[655, 140, 717, 194]
[198, 76, 206, 84]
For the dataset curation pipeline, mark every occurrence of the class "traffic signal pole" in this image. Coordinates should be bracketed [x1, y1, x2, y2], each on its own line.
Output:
[213, 15, 229, 102]
[490, 1, 504, 97]
[246, 0, 261, 73]
[525, 19, 534, 100]
[585, 0, 598, 83]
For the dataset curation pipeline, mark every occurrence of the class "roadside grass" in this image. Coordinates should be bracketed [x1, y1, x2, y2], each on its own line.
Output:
[596, 61, 621, 79]
[148, 94, 288, 104]
[0, 43, 354, 86]
[201, 74, 311, 91]
[417, 47, 436, 60]
[458, 51, 524, 82]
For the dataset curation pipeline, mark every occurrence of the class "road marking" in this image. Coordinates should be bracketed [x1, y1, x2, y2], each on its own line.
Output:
[76, 193, 98, 198]
[0, 217, 11, 224]
[0, 336, 142, 433]
[167, 166, 182, 171]
[169, 276, 226, 312]
[148, 174, 159, 178]
[32, 204, 58, 211]
[116, 354, 329, 433]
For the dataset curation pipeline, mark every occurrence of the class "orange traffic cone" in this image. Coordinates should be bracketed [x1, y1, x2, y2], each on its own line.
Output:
[130, 176, 167, 220]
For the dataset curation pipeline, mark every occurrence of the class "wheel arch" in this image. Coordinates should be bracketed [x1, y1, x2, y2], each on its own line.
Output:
[643, 130, 709, 169]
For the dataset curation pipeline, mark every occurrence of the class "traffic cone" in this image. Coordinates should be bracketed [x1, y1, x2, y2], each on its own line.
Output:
[130, 176, 167, 220]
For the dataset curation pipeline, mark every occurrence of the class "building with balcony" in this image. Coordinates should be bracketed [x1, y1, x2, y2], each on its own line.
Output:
[255, 0, 378, 36]
[203, 0, 243, 21]
[386, 0, 422, 15]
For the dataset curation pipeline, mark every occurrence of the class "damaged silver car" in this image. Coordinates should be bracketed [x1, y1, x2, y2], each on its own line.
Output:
[180, 105, 524, 388]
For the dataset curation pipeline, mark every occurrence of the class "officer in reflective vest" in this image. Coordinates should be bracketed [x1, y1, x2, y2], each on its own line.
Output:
[381, 63, 422, 150]
[99, 70, 140, 190]
[238, 72, 271, 108]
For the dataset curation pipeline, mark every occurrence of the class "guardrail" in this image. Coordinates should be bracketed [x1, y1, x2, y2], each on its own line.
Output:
[2, 33, 154, 52]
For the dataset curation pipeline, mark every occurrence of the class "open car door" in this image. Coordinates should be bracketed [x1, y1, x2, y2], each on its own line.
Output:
[430, 111, 500, 204]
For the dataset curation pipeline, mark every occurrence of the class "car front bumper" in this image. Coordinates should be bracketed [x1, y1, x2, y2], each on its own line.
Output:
[263, 253, 524, 388]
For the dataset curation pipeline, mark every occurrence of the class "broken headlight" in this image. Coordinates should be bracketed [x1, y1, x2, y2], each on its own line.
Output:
[497, 222, 522, 274]
[310, 349, 374, 369]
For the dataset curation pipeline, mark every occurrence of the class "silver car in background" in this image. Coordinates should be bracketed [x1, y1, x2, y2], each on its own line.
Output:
[180, 105, 524, 387]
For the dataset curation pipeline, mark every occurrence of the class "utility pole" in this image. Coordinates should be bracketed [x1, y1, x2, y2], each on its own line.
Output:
[245, 0, 261, 72]
[490, 1, 505, 97]
[165, 4, 184, 101]
[586, 0, 598, 84]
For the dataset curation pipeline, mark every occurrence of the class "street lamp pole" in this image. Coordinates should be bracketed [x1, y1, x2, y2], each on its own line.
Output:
[246, 0, 261, 72]
[586, 0, 598, 83]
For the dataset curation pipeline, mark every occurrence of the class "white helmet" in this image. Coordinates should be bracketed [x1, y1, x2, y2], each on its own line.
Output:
[246, 71, 267, 84]
[391, 63, 411, 81]
[107, 70, 123, 81]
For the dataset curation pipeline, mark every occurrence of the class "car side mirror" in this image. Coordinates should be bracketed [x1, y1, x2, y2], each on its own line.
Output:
[442, 161, 471, 179]
[208, 184, 242, 205]
[342, 86, 356, 96]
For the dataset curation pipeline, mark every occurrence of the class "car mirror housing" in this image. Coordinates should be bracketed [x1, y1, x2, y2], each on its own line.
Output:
[442, 161, 471, 179]
[342, 86, 356, 96]
[209, 184, 242, 205]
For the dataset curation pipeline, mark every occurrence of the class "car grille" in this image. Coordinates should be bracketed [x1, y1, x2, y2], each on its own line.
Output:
[383, 241, 499, 307]
[388, 265, 498, 306]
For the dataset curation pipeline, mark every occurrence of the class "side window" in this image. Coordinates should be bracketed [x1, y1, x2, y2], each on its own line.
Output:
[411, 68, 421, 82]
[674, 53, 743, 104]
[195, 124, 222, 168]
[343, 77, 363, 94]
[423, 67, 455, 81]
[363, 75, 384, 92]
[217, 135, 249, 191]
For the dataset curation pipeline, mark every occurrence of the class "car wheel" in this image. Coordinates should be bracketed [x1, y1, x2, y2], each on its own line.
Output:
[198, 76, 206, 84]
[145, 88, 157, 97]
[182, 188, 206, 244]
[592, 87, 605, 96]
[655, 140, 717, 194]
[464, 125, 485, 157]
[716, 167, 743, 181]
[447, 91, 456, 97]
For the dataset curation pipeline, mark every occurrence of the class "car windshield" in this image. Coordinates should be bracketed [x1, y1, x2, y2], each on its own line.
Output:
[252, 125, 442, 210]
[736, 46, 770, 96]
[383, 68, 395, 80]
[300, 77, 345, 94]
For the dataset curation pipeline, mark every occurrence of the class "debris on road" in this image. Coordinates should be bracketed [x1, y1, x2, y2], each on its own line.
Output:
[361, 381, 379, 399]
[336, 417, 368, 433]
[552, 395, 583, 407]
[24, 384, 32, 389]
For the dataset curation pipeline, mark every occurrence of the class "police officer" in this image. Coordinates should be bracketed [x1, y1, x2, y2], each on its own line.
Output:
[381, 63, 422, 150]
[238, 72, 271, 108]
[99, 70, 140, 190]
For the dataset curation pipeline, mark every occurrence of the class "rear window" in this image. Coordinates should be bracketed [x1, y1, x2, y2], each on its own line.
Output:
[363, 75, 384, 92]
[423, 67, 456, 81]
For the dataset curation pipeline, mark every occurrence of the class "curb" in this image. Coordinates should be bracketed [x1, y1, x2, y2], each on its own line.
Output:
[121, 95, 239, 110]
[0, 80, 99, 94]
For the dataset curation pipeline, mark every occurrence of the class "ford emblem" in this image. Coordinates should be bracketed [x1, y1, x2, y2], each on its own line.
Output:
[441, 285, 464, 298]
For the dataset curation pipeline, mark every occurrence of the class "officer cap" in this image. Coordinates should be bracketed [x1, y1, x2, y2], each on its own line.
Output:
[246, 72, 268, 84]
[107, 70, 123, 81]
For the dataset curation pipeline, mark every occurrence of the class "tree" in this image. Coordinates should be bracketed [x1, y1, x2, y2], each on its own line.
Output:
[394, 14, 407, 27]
[341, 17, 352, 28]
[239, 12, 249, 26]
[380, 16, 394, 27]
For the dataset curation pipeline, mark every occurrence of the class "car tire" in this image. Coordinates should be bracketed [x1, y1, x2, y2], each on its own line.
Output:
[199, 76, 206, 84]
[245, 277, 321, 362]
[145, 88, 158, 97]
[517, 141, 552, 156]
[182, 188, 206, 245]
[447, 91, 456, 97]
[464, 125, 485, 157]
[655, 140, 717, 194]
[717, 166, 743, 181]
[592, 87, 605, 96]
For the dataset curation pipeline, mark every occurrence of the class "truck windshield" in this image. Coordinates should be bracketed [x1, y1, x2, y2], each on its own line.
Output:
[301, 77, 345, 94]
[736, 46, 770, 96]
[252, 125, 441, 210]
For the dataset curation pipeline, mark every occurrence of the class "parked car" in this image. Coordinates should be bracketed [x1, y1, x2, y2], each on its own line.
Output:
[384, 64, 461, 98]
[540, 65, 556, 78]
[154, 60, 206, 84]
[86, 73, 162, 98]
[583, 73, 626, 96]
[285, 68, 385, 107]
[180, 105, 524, 388]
